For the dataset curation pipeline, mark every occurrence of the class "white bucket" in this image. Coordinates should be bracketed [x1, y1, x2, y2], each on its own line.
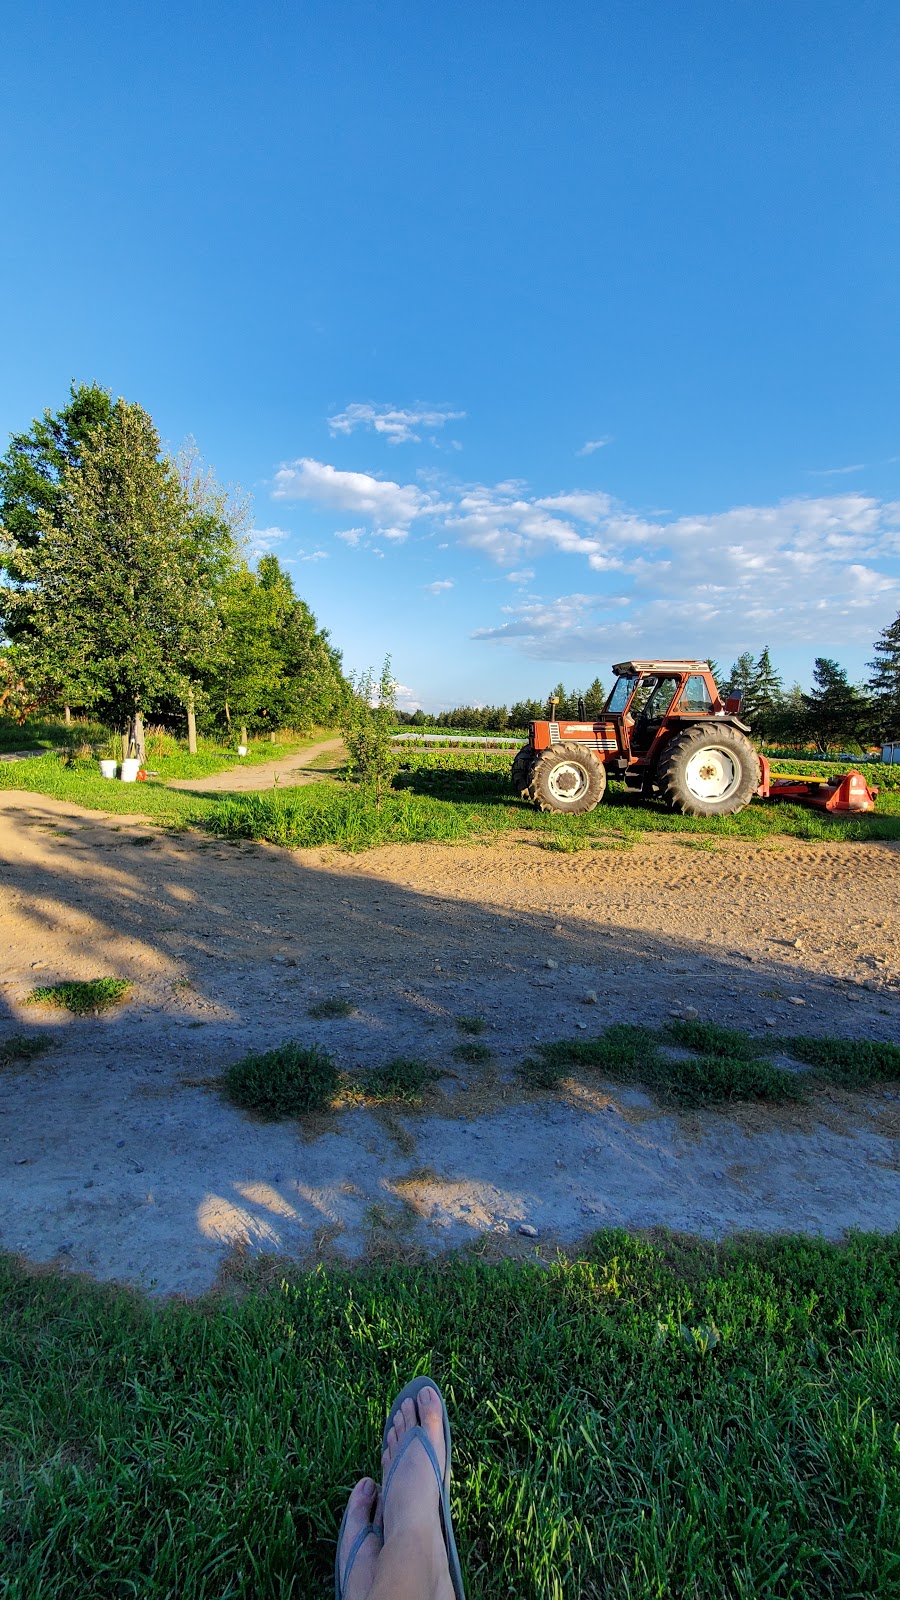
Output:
[99, 759, 117, 779]
[120, 758, 140, 783]
[237, 745, 248, 756]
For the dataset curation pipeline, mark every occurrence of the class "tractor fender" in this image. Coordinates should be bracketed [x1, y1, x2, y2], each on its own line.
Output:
[679, 714, 752, 735]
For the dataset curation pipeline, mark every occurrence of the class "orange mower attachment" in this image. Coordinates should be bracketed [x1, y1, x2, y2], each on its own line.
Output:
[756, 757, 879, 813]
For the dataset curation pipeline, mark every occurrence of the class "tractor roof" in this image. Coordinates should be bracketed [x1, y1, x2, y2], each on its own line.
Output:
[612, 659, 711, 675]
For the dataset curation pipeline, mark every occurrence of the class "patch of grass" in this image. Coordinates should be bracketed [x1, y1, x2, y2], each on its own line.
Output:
[451, 1040, 493, 1064]
[780, 1035, 900, 1089]
[307, 996, 355, 1020]
[0, 1033, 50, 1069]
[661, 1053, 806, 1108]
[2, 1232, 900, 1596]
[522, 1023, 804, 1106]
[665, 1019, 767, 1060]
[222, 1041, 339, 1118]
[456, 1014, 486, 1035]
[26, 978, 131, 1014]
[363, 1057, 440, 1104]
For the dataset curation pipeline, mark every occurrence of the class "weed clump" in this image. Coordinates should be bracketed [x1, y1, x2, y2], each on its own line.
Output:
[456, 1015, 486, 1036]
[661, 1054, 806, 1108]
[223, 1042, 339, 1118]
[523, 1024, 660, 1088]
[363, 1058, 439, 1104]
[0, 1034, 50, 1069]
[780, 1035, 900, 1089]
[452, 1041, 493, 1065]
[307, 997, 355, 1020]
[26, 978, 131, 1014]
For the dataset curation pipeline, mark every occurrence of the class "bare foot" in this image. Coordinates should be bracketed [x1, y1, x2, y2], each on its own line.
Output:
[337, 1476, 382, 1599]
[377, 1387, 454, 1599]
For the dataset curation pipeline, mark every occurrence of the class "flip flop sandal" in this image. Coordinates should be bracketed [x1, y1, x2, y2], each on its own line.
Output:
[381, 1375, 466, 1600]
[334, 1486, 383, 1600]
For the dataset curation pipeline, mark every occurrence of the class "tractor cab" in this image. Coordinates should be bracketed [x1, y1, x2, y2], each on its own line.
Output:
[604, 661, 722, 760]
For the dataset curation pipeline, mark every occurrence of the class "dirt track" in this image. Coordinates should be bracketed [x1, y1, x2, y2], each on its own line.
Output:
[166, 736, 343, 791]
[1, 791, 899, 1294]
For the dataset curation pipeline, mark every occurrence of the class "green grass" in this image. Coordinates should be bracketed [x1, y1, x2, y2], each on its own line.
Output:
[1, 1231, 899, 1597]
[777, 1034, 900, 1090]
[362, 1056, 440, 1103]
[25, 978, 131, 1014]
[451, 1040, 493, 1065]
[222, 1042, 339, 1118]
[455, 1014, 486, 1035]
[665, 1018, 771, 1060]
[0, 1033, 50, 1068]
[307, 997, 355, 1020]
[4, 739, 900, 850]
[661, 1053, 804, 1107]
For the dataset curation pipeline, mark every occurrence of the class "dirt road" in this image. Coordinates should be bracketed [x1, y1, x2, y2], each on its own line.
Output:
[166, 736, 344, 792]
[1, 791, 898, 1295]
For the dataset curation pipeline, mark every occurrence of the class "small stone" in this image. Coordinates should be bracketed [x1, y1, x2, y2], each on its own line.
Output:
[793, 939, 804, 950]
[518, 1223, 539, 1238]
[787, 996, 806, 1006]
[434, 962, 442, 971]
[116, 1140, 125, 1148]
[14, 1157, 28, 1165]
[764, 1017, 778, 1027]
[575, 1021, 588, 1031]
[683, 1006, 699, 1020]
[272, 956, 288, 965]
[545, 958, 559, 970]
[583, 991, 598, 1005]
[83, 1180, 94, 1188]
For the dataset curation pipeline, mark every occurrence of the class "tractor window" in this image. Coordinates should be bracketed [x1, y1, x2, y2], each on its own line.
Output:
[605, 675, 638, 713]
[679, 674, 713, 712]
[639, 677, 679, 718]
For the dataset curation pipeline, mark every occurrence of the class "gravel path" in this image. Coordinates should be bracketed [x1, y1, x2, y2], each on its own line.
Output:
[166, 736, 344, 792]
[0, 792, 898, 1295]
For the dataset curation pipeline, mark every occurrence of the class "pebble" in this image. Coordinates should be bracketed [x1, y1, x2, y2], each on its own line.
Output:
[31, 961, 47, 969]
[683, 1006, 699, 1020]
[575, 1021, 588, 1031]
[544, 958, 559, 970]
[583, 991, 598, 1005]
[764, 1017, 778, 1027]
[518, 1224, 539, 1238]
[787, 996, 806, 1006]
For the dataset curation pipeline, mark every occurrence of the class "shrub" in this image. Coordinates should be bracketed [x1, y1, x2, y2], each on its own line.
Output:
[0, 1034, 49, 1068]
[307, 997, 354, 1020]
[363, 1058, 439, 1103]
[780, 1035, 900, 1088]
[660, 1054, 806, 1108]
[223, 1042, 339, 1118]
[665, 1020, 766, 1060]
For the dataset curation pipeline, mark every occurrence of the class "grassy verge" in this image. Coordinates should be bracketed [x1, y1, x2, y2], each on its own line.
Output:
[1, 1232, 898, 1597]
[3, 741, 899, 848]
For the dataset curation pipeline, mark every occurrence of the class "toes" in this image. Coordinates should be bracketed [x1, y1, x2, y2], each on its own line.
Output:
[416, 1386, 447, 1474]
[338, 1478, 377, 1590]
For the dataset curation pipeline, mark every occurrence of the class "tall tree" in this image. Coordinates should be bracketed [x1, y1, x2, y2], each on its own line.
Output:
[867, 611, 900, 739]
[802, 658, 871, 753]
[1, 400, 234, 759]
[722, 652, 756, 703]
[745, 646, 784, 738]
[0, 382, 114, 605]
[583, 676, 607, 716]
[205, 555, 347, 733]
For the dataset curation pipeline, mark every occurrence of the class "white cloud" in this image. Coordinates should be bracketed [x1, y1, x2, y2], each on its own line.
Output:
[334, 527, 366, 546]
[506, 568, 535, 583]
[248, 525, 291, 556]
[576, 437, 611, 456]
[327, 402, 466, 444]
[425, 579, 455, 594]
[808, 463, 867, 476]
[273, 458, 437, 537]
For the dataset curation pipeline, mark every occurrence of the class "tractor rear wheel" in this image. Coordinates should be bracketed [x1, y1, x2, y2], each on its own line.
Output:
[656, 725, 760, 817]
[511, 745, 536, 797]
[524, 742, 607, 814]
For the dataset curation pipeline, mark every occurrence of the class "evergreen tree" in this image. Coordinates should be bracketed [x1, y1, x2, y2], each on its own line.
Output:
[583, 676, 607, 716]
[722, 652, 756, 703]
[867, 611, 900, 738]
[802, 658, 871, 753]
[745, 646, 784, 737]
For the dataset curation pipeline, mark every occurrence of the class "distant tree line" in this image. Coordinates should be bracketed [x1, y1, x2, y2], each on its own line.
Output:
[399, 639, 900, 754]
[0, 383, 348, 757]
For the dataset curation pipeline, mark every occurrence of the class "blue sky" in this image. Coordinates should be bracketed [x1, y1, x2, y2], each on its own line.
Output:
[2, 1, 899, 709]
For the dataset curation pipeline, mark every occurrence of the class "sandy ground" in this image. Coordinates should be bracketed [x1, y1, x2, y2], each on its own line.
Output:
[1, 789, 899, 1296]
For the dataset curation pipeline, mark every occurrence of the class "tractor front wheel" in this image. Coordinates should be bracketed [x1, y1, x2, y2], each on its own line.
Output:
[524, 743, 607, 814]
[656, 725, 760, 817]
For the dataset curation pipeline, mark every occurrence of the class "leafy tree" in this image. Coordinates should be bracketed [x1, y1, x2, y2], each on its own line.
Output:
[0, 382, 114, 609]
[868, 611, 900, 739]
[1, 400, 234, 760]
[206, 556, 347, 735]
[341, 657, 399, 805]
[802, 658, 872, 753]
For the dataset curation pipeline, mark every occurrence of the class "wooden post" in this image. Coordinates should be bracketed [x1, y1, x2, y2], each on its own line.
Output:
[132, 710, 146, 764]
[187, 689, 198, 755]
[64, 705, 71, 725]
[270, 730, 276, 743]
[240, 724, 247, 748]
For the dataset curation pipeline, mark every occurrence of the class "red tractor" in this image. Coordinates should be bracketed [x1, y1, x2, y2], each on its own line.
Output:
[512, 660, 761, 818]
